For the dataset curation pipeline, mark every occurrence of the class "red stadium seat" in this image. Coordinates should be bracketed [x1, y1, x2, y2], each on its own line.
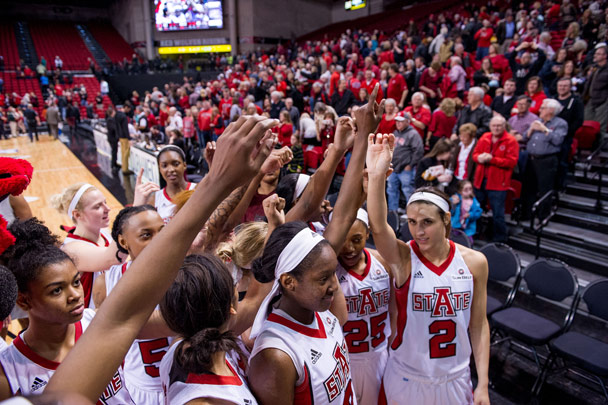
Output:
[303, 147, 323, 174]
[505, 179, 521, 215]
[575, 120, 601, 151]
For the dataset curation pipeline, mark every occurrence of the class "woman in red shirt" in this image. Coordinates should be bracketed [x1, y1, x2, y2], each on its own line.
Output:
[377, 98, 398, 134]
[525, 76, 546, 116]
[210, 106, 224, 141]
[474, 20, 494, 60]
[278, 110, 294, 147]
[419, 62, 443, 111]
[427, 98, 457, 149]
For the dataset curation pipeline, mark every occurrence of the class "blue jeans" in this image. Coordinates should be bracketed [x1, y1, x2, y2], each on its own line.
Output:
[387, 169, 414, 211]
[476, 47, 489, 60]
[475, 180, 507, 242]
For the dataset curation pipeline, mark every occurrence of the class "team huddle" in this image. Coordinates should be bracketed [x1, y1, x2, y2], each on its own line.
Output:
[0, 86, 490, 405]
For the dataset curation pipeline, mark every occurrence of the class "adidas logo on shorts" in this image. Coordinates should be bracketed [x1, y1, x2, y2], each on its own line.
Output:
[310, 349, 322, 364]
[30, 377, 47, 392]
[414, 270, 424, 279]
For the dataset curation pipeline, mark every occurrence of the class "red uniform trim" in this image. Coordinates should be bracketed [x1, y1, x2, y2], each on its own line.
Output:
[65, 232, 110, 247]
[13, 322, 83, 370]
[185, 360, 243, 386]
[162, 182, 192, 203]
[346, 249, 371, 281]
[390, 274, 411, 350]
[409, 240, 456, 276]
[267, 312, 327, 339]
[120, 262, 129, 274]
[294, 363, 314, 405]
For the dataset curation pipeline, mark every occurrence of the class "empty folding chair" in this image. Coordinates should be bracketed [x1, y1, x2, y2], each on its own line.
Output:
[479, 243, 522, 316]
[449, 228, 471, 248]
[535, 279, 608, 399]
[490, 258, 579, 394]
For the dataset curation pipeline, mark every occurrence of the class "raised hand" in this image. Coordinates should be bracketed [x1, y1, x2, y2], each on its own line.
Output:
[204, 141, 216, 168]
[261, 145, 293, 174]
[209, 116, 279, 189]
[132, 168, 160, 206]
[353, 83, 385, 137]
[366, 133, 395, 178]
[333, 116, 356, 152]
[262, 193, 286, 229]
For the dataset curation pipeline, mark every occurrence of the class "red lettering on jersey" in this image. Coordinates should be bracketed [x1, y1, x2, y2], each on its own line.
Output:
[432, 287, 456, 317]
[97, 371, 122, 404]
[452, 292, 464, 311]
[423, 293, 434, 310]
[463, 291, 471, 310]
[412, 293, 424, 311]
[358, 288, 378, 316]
[323, 342, 351, 401]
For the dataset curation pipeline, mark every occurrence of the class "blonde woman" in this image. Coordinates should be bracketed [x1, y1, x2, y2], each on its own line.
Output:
[428, 98, 457, 149]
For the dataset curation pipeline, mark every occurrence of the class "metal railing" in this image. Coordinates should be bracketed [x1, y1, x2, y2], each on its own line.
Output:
[583, 138, 608, 211]
[530, 190, 559, 259]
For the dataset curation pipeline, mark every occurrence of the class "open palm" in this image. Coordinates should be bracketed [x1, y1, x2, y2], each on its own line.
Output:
[366, 133, 394, 177]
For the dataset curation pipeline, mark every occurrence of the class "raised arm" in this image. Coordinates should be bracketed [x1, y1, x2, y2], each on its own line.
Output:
[61, 241, 125, 273]
[46, 115, 278, 402]
[366, 133, 411, 288]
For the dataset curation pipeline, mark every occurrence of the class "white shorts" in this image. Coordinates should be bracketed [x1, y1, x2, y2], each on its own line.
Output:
[350, 350, 388, 405]
[125, 380, 164, 405]
[381, 366, 473, 405]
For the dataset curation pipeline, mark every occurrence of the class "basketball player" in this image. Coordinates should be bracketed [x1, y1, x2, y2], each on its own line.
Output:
[248, 89, 384, 404]
[44, 115, 278, 403]
[51, 182, 126, 308]
[132, 145, 196, 223]
[366, 133, 490, 405]
[336, 208, 396, 405]
[93, 205, 172, 404]
[0, 218, 133, 404]
[159, 254, 258, 404]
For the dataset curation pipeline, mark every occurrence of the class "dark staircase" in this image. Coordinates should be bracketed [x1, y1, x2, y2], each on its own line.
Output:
[75, 23, 110, 70]
[507, 150, 608, 277]
[14, 22, 38, 68]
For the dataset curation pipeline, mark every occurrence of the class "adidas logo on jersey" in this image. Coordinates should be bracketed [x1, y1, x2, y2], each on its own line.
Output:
[414, 270, 424, 279]
[244, 400, 253, 405]
[339, 275, 347, 282]
[30, 377, 47, 392]
[310, 349, 322, 364]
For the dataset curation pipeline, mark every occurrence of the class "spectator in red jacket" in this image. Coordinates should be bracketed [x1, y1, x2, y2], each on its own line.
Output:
[427, 97, 457, 149]
[405, 91, 432, 139]
[361, 69, 383, 104]
[474, 20, 494, 61]
[377, 98, 398, 134]
[525, 76, 547, 115]
[386, 63, 408, 109]
[472, 115, 519, 242]
[418, 62, 443, 110]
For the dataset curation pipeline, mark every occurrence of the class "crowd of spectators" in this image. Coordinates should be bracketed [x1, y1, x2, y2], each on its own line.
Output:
[2, 0, 608, 243]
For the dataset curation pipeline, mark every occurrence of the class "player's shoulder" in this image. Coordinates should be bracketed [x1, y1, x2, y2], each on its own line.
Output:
[456, 244, 488, 277]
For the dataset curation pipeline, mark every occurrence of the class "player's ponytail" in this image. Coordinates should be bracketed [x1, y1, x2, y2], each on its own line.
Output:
[160, 254, 243, 374]
[177, 328, 241, 373]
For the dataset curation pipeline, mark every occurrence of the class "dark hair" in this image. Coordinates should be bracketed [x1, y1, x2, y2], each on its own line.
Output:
[252, 221, 330, 283]
[157, 145, 186, 163]
[276, 173, 299, 212]
[424, 138, 453, 160]
[0, 265, 18, 319]
[160, 254, 242, 374]
[1, 219, 72, 292]
[505, 78, 516, 85]
[526, 75, 543, 95]
[516, 94, 532, 103]
[409, 187, 452, 236]
[111, 205, 157, 258]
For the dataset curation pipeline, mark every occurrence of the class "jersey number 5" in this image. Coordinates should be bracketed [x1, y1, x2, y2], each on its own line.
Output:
[428, 320, 456, 358]
[138, 338, 170, 377]
[343, 312, 388, 353]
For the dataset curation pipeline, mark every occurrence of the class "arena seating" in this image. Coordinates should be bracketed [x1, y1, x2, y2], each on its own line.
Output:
[0, 72, 44, 117]
[72, 75, 113, 118]
[0, 23, 20, 69]
[29, 22, 95, 71]
[87, 22, 135, 64]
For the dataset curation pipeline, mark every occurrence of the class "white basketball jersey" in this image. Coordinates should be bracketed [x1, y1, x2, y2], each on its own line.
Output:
[336, 249, 391, 357]
[251, 309, 356, 405]
[160, 343, 257, 405]
[387, 240, 473, 378]
[154, 182, 196, 224]
[105, 262, 171, 393]
[61, 229, 111, 310]
[0, 309, 134, 404]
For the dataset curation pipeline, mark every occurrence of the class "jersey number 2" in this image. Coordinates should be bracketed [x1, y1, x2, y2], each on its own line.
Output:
[138, 338, 170, 377]
[343, 312, 388, 353]
[428, 320, 456, 358]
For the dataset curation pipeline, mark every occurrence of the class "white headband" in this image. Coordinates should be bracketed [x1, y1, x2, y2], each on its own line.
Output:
[250, 228, 325, 338]
[328, 208, 369, 227]
[407, 191, 450, 213]
[67, 184, 94, 220]
[294, 174, 311, 200]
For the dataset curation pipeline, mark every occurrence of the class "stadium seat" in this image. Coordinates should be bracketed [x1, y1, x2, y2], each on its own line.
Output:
[449, 228, 471, 248]
[303, 147, 323, 174]
[536, 279, 608, 399]
[480, 243, 522, 315]
[387, 210, 400, 235]
[398, 221, 413, 243]
[491, 258, 579, 394]
[505, 179, 522, 215]
[575, 121, 601, 151]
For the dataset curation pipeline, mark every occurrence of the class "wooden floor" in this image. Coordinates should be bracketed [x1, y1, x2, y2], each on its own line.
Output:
[1, 133, 123, 344]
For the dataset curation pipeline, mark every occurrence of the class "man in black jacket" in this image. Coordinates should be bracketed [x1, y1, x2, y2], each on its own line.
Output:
[330, 80, 356, 116]
[491, 79, 517, 119]
[106, 108, 120, 171]
[583, 44, 608, 143]
[452, 87, 492, 138]
[508, 42, 546, 95]
[387, 112, 424, 210]
[557, 78, 585, 189]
